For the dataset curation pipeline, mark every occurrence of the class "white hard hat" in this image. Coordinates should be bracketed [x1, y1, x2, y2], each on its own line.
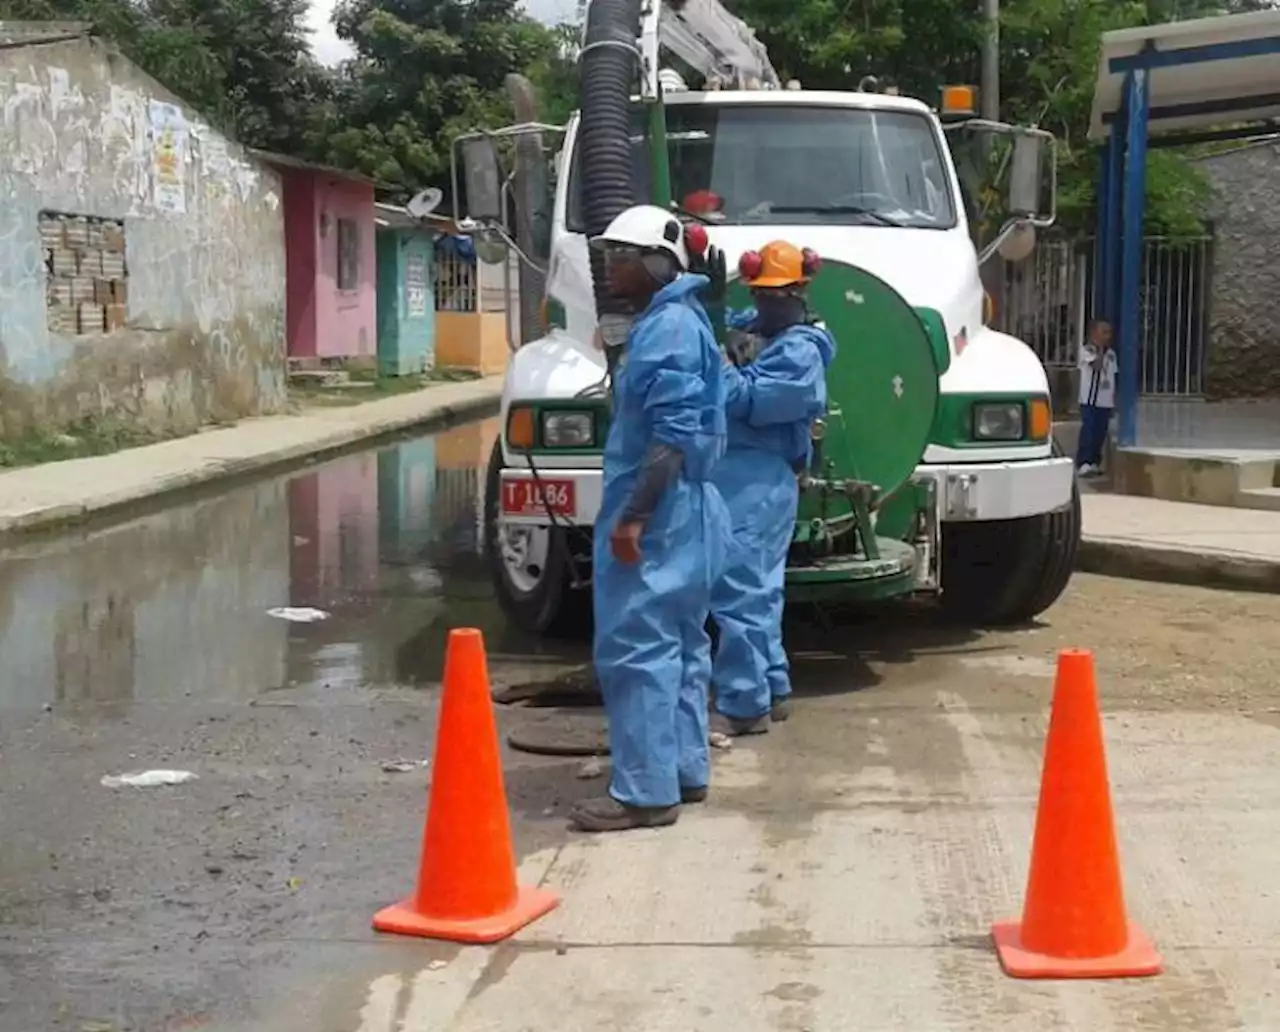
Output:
[589, 205, 689, 269]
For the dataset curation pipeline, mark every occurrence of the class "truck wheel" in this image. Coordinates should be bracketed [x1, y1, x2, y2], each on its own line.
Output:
[939, 445, 1081, 626]
[483, 440, 593, 639]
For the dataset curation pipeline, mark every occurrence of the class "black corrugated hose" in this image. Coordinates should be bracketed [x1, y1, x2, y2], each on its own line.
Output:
[578, 0, 642, 374]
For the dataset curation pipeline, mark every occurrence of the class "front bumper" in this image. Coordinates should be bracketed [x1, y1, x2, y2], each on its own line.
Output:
[914, 456, 1074, 522]
[497, 455, 1074, 527]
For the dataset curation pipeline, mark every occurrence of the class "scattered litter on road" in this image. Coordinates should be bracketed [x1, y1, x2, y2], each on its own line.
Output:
[381, 759, 429, 773]
[709, 731, 733, 750]
[266, 606, 330, 623]
[100, 770, 198, 789]
[576, 757, 604, 779]
[427, 960, 448, 971]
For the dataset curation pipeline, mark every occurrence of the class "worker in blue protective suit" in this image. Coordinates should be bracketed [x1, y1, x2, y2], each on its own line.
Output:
[709, 240, 836, 737]
[568, 204, 731, 834]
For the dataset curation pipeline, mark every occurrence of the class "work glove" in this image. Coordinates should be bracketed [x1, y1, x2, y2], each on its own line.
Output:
[704, 244, 727, 305]
[692, 244, 729, 346]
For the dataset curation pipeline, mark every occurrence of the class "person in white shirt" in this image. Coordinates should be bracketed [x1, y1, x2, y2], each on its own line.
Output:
[1076, 318, 1117, 477]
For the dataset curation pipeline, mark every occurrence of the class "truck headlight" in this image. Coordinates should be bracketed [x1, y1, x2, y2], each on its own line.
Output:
[972, 402, 1024, 441]
[542, 410, 594, 448]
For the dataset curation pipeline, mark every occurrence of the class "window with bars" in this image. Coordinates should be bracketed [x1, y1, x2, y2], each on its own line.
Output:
[337, 217, 359, 290]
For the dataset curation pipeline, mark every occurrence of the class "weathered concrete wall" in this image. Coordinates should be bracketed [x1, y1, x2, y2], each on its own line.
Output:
[1195, 141, 1280, 400]
[0, 31, 287, 439]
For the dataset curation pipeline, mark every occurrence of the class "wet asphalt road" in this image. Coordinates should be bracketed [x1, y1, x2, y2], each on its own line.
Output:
[0, 416, 597, 1032]
[4, 415, 1280, 1030]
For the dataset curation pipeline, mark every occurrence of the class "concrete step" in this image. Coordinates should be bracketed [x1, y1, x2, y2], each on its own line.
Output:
[1110, 448, 1280, 509]
[289, 369, 351, 389]
[1236, 486, 1280, 512]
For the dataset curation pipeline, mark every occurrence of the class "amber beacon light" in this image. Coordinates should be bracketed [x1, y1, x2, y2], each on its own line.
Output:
[940, 85, 977, 117]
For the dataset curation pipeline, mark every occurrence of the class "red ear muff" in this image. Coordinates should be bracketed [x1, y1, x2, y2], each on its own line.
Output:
[738, 250, 764, 280]
[683, 223, 709, 256]
[801, 248, 822, 277]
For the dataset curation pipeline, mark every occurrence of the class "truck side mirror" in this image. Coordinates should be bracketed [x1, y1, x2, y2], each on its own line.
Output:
[1007, 134, 1043, 218]
[461, 138, 504, 223]
[473, 228, 510, 266]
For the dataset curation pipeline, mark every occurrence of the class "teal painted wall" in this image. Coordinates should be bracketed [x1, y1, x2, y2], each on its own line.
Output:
[376, 437, 437, 561]
[375, 228, 435, 375]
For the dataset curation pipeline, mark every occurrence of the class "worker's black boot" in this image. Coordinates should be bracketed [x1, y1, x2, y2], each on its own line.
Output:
[771, 697, 792, 723]
[710, 710, 770, 737]
[569, 795, 680, 832]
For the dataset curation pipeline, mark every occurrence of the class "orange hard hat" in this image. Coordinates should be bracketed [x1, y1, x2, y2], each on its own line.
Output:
[738, 240, 820, 288]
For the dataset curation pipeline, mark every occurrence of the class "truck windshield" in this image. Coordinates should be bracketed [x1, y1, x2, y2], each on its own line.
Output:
[567, 103, 956, 231]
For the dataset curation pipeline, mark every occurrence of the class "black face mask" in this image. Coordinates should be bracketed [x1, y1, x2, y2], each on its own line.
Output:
[754, 293, 807, 337]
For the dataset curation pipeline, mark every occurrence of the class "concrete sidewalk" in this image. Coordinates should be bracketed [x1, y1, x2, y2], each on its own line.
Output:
[0, 376, 502, 537]
[1081, 492, 1280, 593]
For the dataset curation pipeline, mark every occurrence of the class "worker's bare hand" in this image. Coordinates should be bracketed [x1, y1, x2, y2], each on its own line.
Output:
[610, 521, 643, 564]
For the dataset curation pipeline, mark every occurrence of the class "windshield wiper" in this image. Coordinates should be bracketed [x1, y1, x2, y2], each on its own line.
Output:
[668, 201, 718, 225]
[770, 205, 904, 227]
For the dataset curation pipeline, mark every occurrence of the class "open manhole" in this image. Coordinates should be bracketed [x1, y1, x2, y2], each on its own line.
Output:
[492, 665, 603, 709]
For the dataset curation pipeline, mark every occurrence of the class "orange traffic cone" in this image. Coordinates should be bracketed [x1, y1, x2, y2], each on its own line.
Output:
[373, 627, 559, 943]
[992, 648, 1162, 979]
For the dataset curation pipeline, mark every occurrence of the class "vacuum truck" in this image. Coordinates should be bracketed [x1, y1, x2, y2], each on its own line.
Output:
[451, 0, 1081, 637]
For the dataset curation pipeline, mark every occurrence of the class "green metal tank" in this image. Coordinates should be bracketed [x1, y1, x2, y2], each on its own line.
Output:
[727, 259, 941, 602]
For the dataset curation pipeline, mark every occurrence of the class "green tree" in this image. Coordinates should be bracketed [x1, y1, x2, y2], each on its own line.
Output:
[729, 0, 985, 99]
[523, 22, 581, 127]
[317, 0, 569, 195]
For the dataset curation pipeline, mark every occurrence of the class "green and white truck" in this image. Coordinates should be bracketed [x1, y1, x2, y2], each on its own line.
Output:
[453, 0, 1080, 637]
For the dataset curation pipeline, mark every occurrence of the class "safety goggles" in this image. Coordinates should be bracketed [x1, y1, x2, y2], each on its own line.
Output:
[601, 243, 645, 263]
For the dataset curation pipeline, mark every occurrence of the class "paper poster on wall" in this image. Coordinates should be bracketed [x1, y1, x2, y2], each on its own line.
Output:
[149, 100, 188, 214]
[405, 252, 429, 317]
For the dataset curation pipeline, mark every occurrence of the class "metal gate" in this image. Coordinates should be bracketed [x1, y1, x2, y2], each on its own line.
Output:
[995, 234, 1213, 396]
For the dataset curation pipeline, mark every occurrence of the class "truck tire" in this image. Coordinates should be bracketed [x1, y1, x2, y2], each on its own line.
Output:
[483, 440, 593, 639]
[939, 445, 1081, 626]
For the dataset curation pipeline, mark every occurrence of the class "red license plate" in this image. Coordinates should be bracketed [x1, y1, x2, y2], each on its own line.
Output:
[502, 478, 576, 517]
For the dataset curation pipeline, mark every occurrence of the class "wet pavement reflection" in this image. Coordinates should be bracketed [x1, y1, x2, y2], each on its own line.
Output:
[0, 416, 584, 712]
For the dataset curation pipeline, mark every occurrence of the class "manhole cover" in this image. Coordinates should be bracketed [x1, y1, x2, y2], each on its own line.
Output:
[507, 711, 610, 756]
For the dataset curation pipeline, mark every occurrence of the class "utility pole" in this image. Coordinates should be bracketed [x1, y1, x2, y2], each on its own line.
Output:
[981, 0, 999, 122]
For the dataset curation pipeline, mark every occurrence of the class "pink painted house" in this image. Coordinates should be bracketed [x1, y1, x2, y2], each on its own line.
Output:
[288, 452, 381, 605]
[257, 152, 378, 362]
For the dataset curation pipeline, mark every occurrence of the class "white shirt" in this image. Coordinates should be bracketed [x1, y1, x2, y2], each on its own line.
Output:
[1078, 343, 1117, 409]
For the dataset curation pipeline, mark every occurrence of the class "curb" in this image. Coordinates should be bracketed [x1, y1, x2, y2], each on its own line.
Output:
[1078, 535, 1280, 595]
[0, 382, 502, 540]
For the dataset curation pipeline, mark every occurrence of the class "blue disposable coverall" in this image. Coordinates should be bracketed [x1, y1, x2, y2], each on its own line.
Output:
[592, 274, 731, 808]
[711, 310, 835, 721]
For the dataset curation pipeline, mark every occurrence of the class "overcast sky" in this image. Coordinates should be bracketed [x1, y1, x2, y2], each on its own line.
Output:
[305, 0, 579, 65]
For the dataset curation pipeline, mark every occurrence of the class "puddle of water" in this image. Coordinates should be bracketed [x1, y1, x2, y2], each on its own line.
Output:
[0, 416, 576, 711]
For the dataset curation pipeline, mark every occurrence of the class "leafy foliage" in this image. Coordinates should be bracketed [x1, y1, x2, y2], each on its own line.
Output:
[304, 0, 574, 195]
